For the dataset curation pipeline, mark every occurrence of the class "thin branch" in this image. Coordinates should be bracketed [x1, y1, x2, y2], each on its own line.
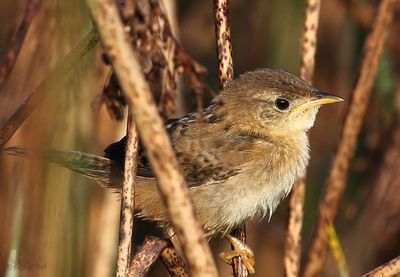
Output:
[213, 1, 247, 276]
[214, 0, 234, 89]
[116, 114, 138, 276]
[0, 28, 99, 148]
[303, 1, 398, 276]
[284, 177, 306, 277]
[299, 0, 321, 84]
[361, 256, 400, 277]
[284, 1, 321, 276]
[115, 3, 138, 276]
[85, 0, 218, 276]
[128, 236, 168, 277]
[0, 0, 41, 91]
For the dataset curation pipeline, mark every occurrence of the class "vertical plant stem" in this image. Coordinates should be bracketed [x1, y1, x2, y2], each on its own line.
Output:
[85, 0, 218, 276]
[213, 1, 246, 276]
[303, 1, 398, 276]
[0, 0, 41, 90]
[214, 0, 234, 88]
[116, 113, 138, 276]
[285, 177, 306, 277]
[284, 1, 321, 276]
[0, 29, 99, 148]
[299, 0, 321, 84]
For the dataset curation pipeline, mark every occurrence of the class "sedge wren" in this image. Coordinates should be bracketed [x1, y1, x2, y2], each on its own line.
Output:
[4, 68, 343, 273]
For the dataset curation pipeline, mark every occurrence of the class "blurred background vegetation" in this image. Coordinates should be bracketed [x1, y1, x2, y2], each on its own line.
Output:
[0, 0, 399, 276]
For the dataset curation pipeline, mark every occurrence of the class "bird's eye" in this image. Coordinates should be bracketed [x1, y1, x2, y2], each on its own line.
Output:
[275, 98, 290, 110]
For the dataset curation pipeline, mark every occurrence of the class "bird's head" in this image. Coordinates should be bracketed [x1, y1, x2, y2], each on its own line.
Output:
[217, 68, 343, 136]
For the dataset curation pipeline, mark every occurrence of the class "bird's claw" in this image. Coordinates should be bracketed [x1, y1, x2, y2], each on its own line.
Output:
[219, 234, 255, 274]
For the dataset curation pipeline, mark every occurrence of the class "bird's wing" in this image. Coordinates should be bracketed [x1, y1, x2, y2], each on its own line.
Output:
[103, 118, 180, 179]
[104, 116, 263, 187]
[172, 133, 258, 187]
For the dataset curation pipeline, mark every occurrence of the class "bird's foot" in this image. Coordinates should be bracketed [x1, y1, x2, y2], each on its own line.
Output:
[219, 234, 255, 274]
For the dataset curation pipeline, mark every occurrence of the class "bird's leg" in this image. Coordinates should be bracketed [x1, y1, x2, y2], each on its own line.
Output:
[219, 234, 255, 274]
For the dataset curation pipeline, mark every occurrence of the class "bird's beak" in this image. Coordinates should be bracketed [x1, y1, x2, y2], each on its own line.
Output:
[292, 91, 343, 113]
[315, 91, 344, 105]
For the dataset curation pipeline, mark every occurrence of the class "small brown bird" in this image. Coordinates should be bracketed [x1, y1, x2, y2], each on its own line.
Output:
[4, 68, 342, 273]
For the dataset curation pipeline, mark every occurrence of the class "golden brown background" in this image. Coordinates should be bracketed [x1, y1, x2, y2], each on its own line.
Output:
[0, 0, 399, 276]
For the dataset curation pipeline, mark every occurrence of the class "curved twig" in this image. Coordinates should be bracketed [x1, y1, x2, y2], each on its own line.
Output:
[361, 256, 400, 277]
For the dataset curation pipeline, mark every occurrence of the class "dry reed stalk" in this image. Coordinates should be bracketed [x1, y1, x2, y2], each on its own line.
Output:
[285, 177, 306, 277]
[0, 0, 41, 90]
[214, 0, 234, 88]
[299, 0, 321, 84]
[303, 0, 398, 276]
[213, 0, 246, 276]
[128, 236, 168, 277]
[284, 1, 321, 277]
[361, 256, 400, 277]
[0, 29, 99, 148]
[116, 114, 138, 276]
[85, 0, 218, 276]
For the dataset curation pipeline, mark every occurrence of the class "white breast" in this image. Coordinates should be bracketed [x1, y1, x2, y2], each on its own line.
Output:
[191, 132, 310, 236]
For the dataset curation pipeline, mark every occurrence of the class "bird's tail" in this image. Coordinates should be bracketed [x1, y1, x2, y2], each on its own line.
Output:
[3, 145, 169, 223]
[2, 146, 123, 190]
